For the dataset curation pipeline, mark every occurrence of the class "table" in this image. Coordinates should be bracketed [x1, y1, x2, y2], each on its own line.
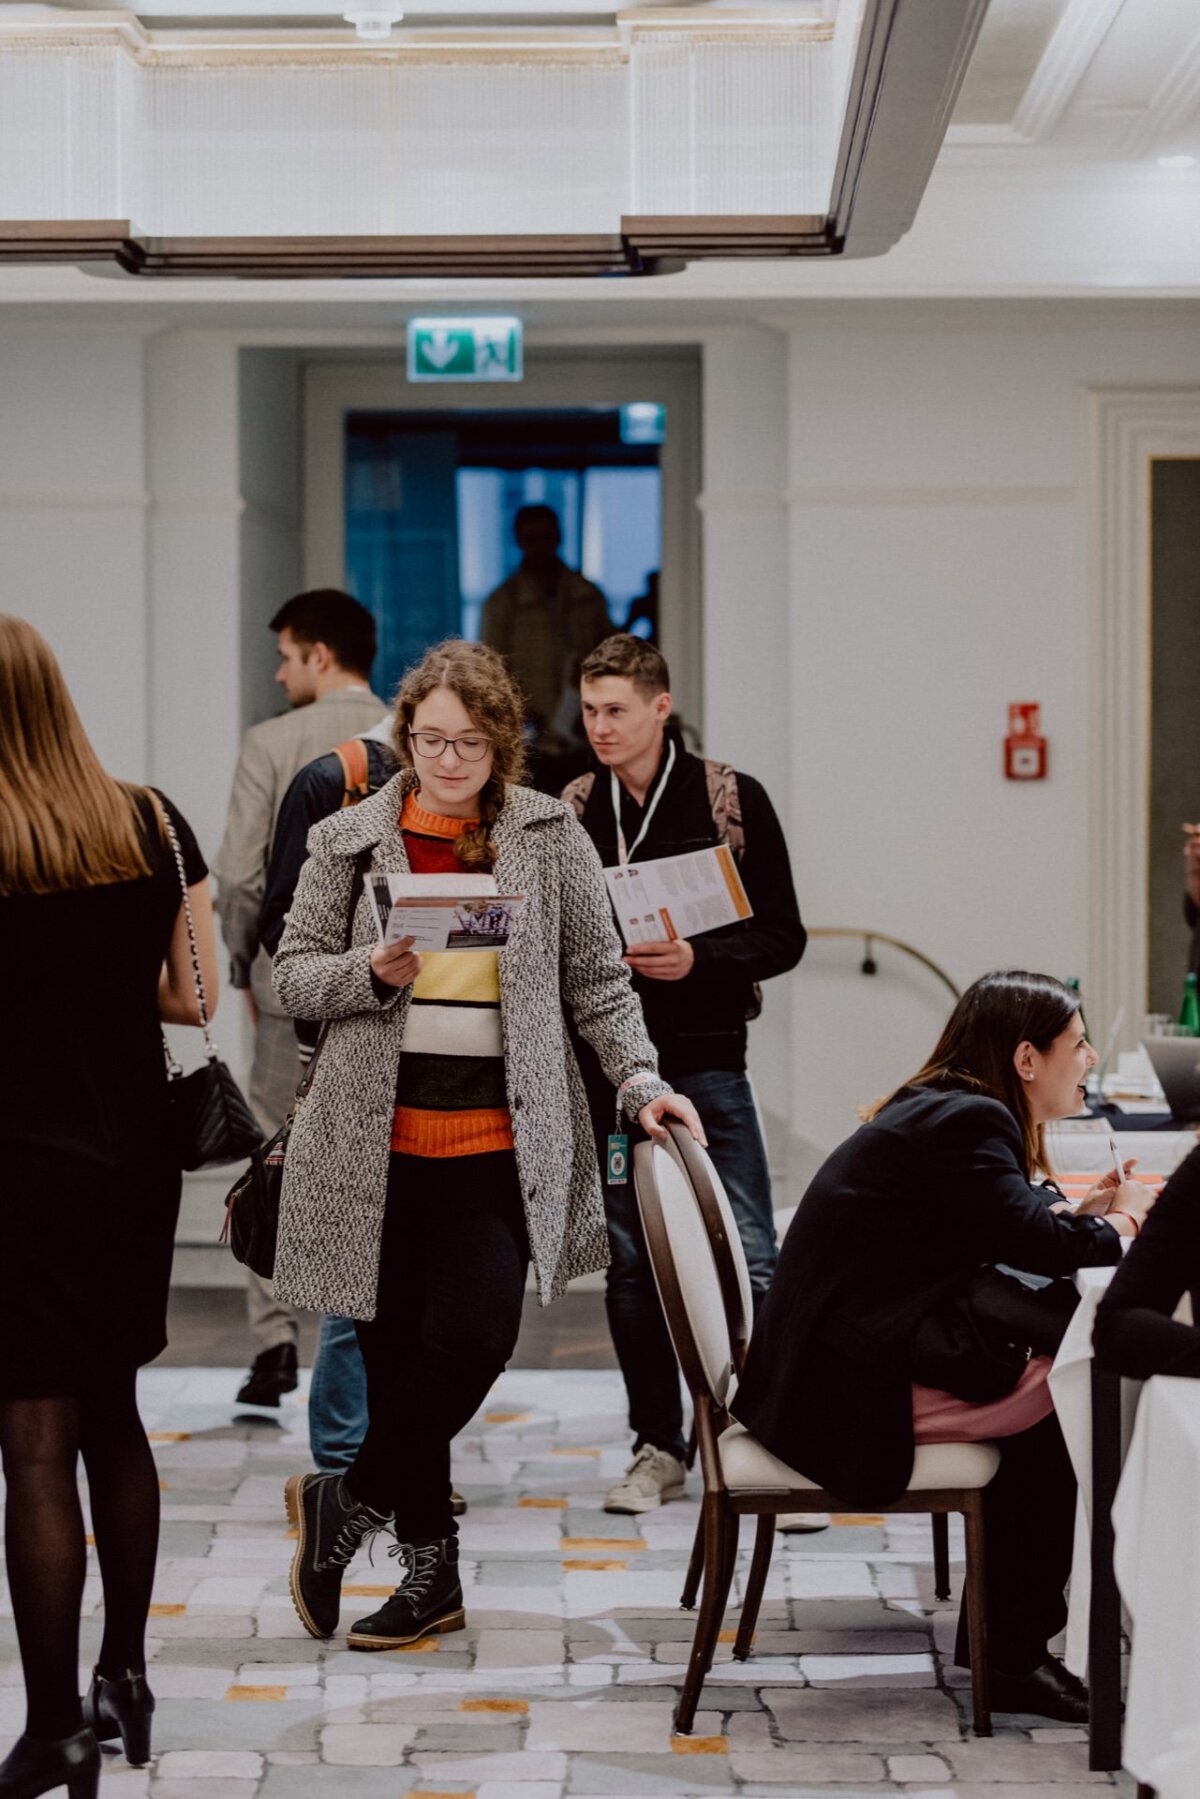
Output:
[1112, 1377, 1200, 1787]
[1049, 1265, 1134, 1771]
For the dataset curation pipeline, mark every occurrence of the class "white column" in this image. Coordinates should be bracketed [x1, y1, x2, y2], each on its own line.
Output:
[699, 329, 796, 1193]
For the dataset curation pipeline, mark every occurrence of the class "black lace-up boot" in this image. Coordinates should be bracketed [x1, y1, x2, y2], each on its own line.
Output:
[346, 1536, 464, 1650]
[284, 1472, 391, 1639]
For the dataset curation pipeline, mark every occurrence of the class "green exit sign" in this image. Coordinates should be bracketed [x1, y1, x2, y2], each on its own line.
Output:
[407, 317, 524, 383]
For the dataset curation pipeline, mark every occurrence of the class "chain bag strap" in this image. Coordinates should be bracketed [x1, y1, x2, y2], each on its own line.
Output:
[156, 797, 261, 1170]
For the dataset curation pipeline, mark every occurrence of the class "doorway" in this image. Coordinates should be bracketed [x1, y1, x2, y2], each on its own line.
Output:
[303, 353, 702, 729]
[344, 407, 663, 703]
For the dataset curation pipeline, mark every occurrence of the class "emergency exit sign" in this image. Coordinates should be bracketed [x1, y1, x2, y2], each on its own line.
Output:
[407, 317, 523, 383]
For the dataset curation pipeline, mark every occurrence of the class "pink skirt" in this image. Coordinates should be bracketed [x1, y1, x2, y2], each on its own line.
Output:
[912, 1354, 1054, 1443]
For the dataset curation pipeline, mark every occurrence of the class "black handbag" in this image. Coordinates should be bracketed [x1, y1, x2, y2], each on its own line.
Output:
[221, 848, 371, 1279]
[911, 1265, 1079, 1404]
[160, 810, 261, 1171]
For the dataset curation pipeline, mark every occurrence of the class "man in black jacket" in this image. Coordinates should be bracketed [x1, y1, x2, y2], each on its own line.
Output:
[565, 634, 806, 1513]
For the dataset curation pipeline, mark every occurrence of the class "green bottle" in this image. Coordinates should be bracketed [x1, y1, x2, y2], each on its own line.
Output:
[1180, 971, 1200, 1036]
[1066, 976, 1089, 1042]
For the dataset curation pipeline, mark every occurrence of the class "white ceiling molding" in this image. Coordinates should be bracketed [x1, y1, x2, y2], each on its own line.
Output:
[1009, 0, 1126, 143]
[1120, 24, 1200, 158]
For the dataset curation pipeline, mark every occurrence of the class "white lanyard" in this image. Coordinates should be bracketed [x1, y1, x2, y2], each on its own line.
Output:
[613, 739, 676, 866]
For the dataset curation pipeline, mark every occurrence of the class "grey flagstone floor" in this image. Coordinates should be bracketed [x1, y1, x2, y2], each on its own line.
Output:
[0, 1367, 1134, 1797]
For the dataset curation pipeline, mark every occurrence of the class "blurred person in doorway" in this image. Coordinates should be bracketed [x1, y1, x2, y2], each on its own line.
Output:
[0, 616, 218, 1794]
[480, 504, 610, 792]
[214, 588, 387, 1409]
[564, 633, 807, 1517]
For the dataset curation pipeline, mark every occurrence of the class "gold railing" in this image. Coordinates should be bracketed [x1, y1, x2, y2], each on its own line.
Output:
[807, 928, 960, 1002]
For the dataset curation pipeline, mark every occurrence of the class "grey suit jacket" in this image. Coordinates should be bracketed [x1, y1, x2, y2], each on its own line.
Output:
[213, 686, 388, 1004]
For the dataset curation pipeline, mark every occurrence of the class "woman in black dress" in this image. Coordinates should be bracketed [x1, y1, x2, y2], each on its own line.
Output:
[0, 616, 217, 1799]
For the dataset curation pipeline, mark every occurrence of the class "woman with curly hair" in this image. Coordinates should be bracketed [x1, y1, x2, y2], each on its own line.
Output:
[275, 639, 702, 1650]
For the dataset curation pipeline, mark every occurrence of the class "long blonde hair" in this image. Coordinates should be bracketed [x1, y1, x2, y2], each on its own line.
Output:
[0, 614, 156, 896]
[393, 639, 528, 870]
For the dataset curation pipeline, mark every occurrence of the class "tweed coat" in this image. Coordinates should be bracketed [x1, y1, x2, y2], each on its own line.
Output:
[271, 770, 671, 1319]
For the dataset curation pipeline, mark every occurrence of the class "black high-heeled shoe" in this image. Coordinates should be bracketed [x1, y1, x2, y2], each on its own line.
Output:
[81, 1668, 155, 1766]
[0, 1729, 99, 1798]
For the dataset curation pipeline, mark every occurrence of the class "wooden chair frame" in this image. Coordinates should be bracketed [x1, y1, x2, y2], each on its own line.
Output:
[635, 1127, 992, 1738]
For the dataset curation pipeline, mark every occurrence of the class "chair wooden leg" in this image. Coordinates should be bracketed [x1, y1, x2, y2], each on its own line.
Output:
[962, 1495, 991, 1737]
[680, 1511, 704, 1610]
[675, 1497, 738, 1735]
[684, 1418, 698, 1471]
[932, 1511, 951, 1603]
[734, 1514, 775, 1660]
[704, 1511, 741, 1671]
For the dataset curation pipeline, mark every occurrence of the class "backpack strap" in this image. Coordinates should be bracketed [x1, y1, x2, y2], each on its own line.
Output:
[561, 769, 596, 822]
[704, 760, 745, 861]
[333, 738, 371, 809]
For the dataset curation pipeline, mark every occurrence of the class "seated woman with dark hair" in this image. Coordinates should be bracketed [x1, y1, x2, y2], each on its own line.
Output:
[1094, 1143, 1200, 1378]
[734, 970, 1155, 1723]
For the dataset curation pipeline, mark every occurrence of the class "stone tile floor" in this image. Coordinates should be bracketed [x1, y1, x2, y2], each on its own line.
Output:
[0, 1368, 1134, 1798]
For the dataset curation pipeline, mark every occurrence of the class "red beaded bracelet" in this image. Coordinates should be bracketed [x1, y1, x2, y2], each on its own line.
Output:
[1109, 1209, 1141, 1235]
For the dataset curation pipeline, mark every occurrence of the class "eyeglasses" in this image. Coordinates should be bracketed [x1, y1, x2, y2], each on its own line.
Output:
[407, 729, 492, 762]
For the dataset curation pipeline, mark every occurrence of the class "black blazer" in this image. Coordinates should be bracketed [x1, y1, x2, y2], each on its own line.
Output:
[733, 1084, 1123, 1507]
[1094, 1143, 1200, 1378]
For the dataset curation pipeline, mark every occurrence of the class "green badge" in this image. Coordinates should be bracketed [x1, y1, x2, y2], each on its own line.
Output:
[606, 1134, 630, 1186]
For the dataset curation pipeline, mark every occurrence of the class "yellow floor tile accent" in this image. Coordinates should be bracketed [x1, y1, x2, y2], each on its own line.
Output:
[832, 1513, 885, 1526]
[560, 1537, 647, 1553]
[284, 1527, 298, 1540]
[717, 1628, 749, 1645]
[85, 1534, 95, 1547]
[671, 1735, 729, 1755]
[386, 1638, 439, 1654]
[484, 1410, 529, 1423]
[224, 1685, 286, 1702]
[148, 1604, 186, 1617]
[562, 1558, 626, 1571]
[343, 1585, 394, 1597]
[517, 1496, 568, 1508]
[551, 1447, 599, 1458]
[460, 1698, 528, 1714]
[157, 1481, 168, 1491]
[148, 1431, 191, 1443]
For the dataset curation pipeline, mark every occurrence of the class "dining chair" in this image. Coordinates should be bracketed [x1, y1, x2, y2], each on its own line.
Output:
[634, 1126, 998, 1737]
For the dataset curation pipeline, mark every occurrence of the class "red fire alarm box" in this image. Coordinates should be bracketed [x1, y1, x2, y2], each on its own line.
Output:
[1005, 703, 1047, 780]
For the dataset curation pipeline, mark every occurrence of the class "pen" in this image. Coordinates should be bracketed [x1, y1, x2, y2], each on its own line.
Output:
[1107, 1134, 1126, 1187]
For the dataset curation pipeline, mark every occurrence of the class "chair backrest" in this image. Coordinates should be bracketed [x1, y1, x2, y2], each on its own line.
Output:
[633, 1137, 735, 1409]
[661, 1121, 754, 1373]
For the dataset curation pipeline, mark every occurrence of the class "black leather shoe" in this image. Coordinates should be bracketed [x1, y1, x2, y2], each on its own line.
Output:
[285, 1472, 390, 1639]
[347, 1536, 465, 1650]
[0, 1729, 99, 1798]
[82, 1667, 155, 1766]
[990, 1656, 1089, 1723]
[236, 1343, 298, 1407]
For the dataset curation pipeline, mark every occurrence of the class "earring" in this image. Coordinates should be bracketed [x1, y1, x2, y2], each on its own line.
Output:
[1023, 1072, 1034, 1082]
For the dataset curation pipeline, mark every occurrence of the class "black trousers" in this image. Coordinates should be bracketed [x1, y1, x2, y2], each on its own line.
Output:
[348, 1151, 529, 1541]
[954, 1408, 1078, 1676]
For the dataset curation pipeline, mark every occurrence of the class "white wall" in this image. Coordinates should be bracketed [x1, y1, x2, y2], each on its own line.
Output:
[782, 308, 1200, 1177]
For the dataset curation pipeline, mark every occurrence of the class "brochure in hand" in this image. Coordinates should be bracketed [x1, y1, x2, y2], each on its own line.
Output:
[604, 844, 753, 948]
[368, 872, 525, 952]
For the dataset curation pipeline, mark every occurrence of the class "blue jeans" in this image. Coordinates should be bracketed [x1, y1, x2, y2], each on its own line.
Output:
[308, 1313, 368, 1473]
[599, 1068, 778, 1461]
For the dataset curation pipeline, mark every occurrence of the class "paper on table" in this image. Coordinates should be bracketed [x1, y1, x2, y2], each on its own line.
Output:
[368, 872, 525, 952]
[603, 844, 752, 947]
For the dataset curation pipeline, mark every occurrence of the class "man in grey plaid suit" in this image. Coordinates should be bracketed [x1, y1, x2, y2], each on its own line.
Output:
[214, 589, 388, 1406]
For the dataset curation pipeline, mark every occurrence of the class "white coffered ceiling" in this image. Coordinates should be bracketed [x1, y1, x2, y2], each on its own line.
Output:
[0, 0, 1198, 308]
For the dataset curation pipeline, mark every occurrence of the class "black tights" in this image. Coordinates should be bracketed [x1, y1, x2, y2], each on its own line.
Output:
[0, 1371, 159, 1740]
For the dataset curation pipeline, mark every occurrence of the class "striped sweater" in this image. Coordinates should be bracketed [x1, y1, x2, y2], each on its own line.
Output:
[391, 793, 514, 1159]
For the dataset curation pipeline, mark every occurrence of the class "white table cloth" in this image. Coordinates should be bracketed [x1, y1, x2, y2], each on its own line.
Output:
[1112, 1377, 1200, 1783]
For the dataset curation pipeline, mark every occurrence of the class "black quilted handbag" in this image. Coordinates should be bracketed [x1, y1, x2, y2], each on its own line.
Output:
[221, 847, 371, 1279]
[160, 810, 261, 1171]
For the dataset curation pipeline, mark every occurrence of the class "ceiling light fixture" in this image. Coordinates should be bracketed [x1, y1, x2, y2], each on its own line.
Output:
[344, 2, 404, 39]
[1156, 154, 1196, 170]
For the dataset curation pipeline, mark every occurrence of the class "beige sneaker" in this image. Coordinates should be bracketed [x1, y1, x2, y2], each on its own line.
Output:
[604, 1444, 687, 1514]
[777, 1512, 831, 1533]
